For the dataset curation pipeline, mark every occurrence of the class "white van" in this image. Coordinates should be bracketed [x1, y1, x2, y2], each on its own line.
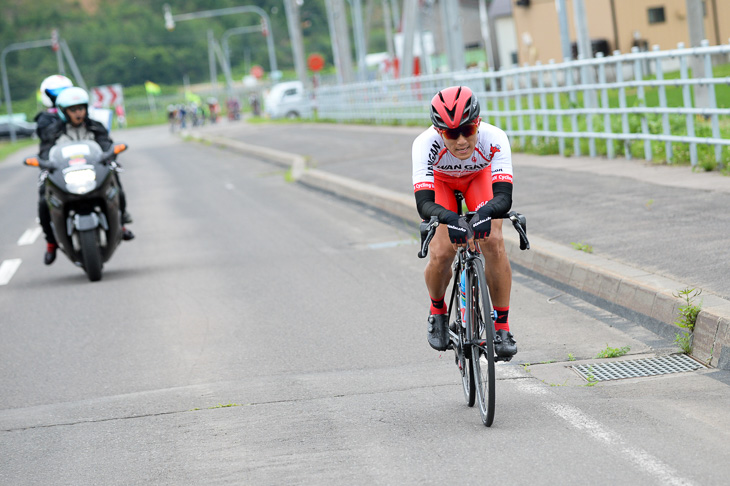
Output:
[264, 81, 313, 119]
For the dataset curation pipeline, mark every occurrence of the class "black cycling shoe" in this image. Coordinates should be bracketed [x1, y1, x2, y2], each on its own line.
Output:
[122, 227, 135, 241]
[44, 243, 57, 265]
[427, 313, 450, 351]
[494, 329, 517, 357]
[122, 211, 133, 224]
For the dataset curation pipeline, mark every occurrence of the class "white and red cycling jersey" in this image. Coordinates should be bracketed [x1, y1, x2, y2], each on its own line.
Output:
[412, 121, 513, 213]
[412, 121, 513, 190]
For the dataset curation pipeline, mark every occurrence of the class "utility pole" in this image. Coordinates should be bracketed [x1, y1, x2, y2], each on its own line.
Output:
[555, 0, 572, 61]
[572, 0, 591, 62]
[208, 30, 218, 94]
[382, 0, 396, 71]
[333, 0, 355, 83]
[444, 0, 465, 72]
[282, 0, 308, 86]
[478, 0, 494, 70]
[686, 0, 708, 108]
[400, 0, 418, 77]
[324, 0, 344, 84]
[572, 0, 597, 108]
[352, 0, 368, 81]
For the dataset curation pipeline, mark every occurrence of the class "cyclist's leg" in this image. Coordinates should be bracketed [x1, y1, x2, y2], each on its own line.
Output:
[465, 170, 516, 356]
[463, 169, 511, 307]
[424, 175, 459, 310]
[423, 176, 459, 350]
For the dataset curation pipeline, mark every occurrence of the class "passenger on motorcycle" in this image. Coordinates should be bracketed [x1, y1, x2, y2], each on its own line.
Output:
[40, 86, 134, 264]
[34, 75, 73, 264]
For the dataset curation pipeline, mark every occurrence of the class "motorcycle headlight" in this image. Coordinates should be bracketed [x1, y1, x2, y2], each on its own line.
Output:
[64, 168, 96, 194]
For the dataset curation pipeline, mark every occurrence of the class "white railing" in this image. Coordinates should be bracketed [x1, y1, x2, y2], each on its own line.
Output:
[314, 40, 730, 168]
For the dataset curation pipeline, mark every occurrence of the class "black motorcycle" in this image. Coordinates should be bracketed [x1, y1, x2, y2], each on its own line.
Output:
[25, 140, 128, 282]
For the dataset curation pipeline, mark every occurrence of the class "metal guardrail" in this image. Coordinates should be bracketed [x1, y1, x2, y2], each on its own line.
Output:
[315, 40, 730, 168]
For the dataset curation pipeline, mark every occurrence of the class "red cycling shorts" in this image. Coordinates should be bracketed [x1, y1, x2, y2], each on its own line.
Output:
[434, 169, 493, 213]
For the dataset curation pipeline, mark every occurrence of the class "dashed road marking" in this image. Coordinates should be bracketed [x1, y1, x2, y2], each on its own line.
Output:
[508, 373, 697, 486]
[545, 402, 696, 486]
[17, 227, 43, 246]
[0, 259, 22, 286]
[365, 239, 418, 250]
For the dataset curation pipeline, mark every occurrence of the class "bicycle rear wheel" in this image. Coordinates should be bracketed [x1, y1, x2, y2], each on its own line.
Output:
[468, 258, 496, 426]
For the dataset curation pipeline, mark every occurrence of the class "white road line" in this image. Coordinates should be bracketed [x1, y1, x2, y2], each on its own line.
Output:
[366, 239, 418, 250]
[509, 374, 696, 485]
[0, 259, 22, 286]
[17, 227, 43, 246]
[545, 402, 696, 486]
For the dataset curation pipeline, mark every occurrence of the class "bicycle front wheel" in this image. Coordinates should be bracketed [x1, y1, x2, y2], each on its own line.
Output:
[468, 258, 496, 427]
[450, 275, 475, 407]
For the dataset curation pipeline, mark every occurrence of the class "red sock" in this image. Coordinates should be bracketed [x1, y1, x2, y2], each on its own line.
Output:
[47, 243, 57, 252]
[494, 306, 510, 332]
[430, 295, 447, 315]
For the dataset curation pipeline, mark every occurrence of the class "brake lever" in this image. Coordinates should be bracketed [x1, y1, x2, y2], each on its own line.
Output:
[507, 211, 530, 251]
[418, 216, 439, 258]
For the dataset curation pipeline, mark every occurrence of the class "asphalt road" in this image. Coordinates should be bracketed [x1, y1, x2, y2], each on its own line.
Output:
[204, 122, 730, 300]
[1, 125, 729, 485]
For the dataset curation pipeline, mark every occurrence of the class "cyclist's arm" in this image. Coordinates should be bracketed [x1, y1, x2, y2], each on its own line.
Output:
[412, 130, 460, 224]
[478, 126, 513, 218]
[478, 181, 512, 218]
[415, 189, 458, 222]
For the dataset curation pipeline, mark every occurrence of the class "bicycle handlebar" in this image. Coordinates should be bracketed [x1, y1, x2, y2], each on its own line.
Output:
[418, 211, 530, 259]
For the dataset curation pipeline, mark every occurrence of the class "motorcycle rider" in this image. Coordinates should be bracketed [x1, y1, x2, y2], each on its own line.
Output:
[40, 86, 134, 264]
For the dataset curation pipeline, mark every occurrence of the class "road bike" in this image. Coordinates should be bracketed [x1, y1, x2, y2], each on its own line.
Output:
[418, 191, 529, 426]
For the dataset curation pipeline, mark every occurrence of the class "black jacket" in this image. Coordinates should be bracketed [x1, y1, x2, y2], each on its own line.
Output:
[34, 113, 113, 159]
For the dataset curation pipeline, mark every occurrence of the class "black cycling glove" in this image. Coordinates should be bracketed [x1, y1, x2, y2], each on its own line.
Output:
[444, 214, 471, 245]
[472, 206, 493, 239]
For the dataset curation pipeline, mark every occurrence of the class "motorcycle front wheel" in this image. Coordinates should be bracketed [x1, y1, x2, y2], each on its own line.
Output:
[79, 229, 103, 282]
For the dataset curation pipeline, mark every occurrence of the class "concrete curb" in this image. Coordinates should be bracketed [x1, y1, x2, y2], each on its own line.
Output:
[185, 131, 730, 370]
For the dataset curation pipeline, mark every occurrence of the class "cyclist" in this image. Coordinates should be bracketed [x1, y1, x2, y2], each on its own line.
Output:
[40, 87, 135, 264]
[412, 85, 517, 357]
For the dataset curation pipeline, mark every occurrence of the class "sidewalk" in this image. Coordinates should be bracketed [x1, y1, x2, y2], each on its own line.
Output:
[185, 121, 730, 369]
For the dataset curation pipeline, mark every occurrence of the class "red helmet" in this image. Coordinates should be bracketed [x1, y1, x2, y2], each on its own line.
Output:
[430, 86, 480, 130]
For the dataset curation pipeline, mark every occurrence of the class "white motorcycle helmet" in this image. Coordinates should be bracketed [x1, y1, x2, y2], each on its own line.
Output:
[39, 74, 73, 108]
[56, 87, 89, 122]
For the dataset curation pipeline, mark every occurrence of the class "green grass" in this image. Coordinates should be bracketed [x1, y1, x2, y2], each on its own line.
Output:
[571, 242, 593, 253]
[0, 138, 37, 163]
[673, 287, 703, 354]
[596, 344, 631, 359]
[492, 63, 730, 172]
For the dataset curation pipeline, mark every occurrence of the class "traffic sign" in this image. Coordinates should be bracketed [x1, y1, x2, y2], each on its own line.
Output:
[250, 65, 264, 79]
[91, 84, 124, 108]
[307, 53, 325, 72]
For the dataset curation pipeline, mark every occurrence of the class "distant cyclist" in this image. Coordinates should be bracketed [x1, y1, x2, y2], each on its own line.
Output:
[412, 86, 517, 357]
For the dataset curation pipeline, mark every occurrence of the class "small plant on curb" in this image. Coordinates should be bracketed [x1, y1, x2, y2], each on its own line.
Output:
[567, 353, 576, 361]
[673, 287, 703, 353]
[596, 344, 631, 358]
[571, 242, 593, 253]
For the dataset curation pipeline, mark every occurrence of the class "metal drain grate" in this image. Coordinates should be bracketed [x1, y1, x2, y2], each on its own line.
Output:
[572, 354, 705, 382]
